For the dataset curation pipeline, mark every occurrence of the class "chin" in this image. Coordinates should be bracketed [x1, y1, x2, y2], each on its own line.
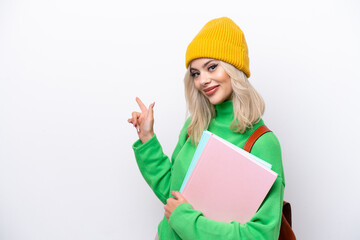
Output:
[205, 90, 232, 105]
[208, 97, 225, 105]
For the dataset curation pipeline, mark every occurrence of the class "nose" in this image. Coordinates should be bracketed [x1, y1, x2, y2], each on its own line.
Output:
[199, 73, 211, 86]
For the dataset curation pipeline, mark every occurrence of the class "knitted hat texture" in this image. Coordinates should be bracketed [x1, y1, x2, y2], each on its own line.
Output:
[185, 17, 250, 78]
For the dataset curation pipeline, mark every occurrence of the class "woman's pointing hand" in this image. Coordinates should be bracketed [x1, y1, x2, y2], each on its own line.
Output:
[128, 97, 155, 143]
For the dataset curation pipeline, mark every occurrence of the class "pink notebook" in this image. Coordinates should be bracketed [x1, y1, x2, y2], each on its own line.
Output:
[181, 131, 278, 223]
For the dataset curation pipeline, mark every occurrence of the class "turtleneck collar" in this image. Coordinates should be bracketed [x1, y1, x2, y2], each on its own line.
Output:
[214, 100, 234, 124]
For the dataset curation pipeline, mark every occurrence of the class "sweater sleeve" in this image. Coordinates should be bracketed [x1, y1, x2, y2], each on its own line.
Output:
[168, 132, 285, 240]
[132, 118, 190, 204]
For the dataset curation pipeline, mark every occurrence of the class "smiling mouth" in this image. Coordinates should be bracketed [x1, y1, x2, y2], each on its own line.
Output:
[203, 85, 219, 96]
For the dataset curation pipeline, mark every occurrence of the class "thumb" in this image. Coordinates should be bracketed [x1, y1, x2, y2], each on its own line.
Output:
[171, 191, 184, 201]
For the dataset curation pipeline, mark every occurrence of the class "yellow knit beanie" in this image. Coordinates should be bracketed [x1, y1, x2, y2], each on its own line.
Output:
[185, 17, 250, 78]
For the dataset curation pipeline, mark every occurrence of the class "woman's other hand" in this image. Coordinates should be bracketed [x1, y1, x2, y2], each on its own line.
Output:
[128, 97, 155, 143]
[164, 191, 189, 221]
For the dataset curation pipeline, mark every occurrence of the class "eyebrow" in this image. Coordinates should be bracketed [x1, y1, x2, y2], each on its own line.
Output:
[190, 59, 215, 72]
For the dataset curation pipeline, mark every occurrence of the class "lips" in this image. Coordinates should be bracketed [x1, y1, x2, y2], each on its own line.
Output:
[203, 85, 219, 96]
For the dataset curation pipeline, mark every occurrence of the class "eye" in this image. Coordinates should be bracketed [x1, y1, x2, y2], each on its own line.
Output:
[191, 72, 200, 78]
[208, 64, 218, 71]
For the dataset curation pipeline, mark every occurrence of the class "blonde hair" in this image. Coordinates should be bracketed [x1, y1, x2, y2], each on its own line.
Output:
[184, 60, 265, 144]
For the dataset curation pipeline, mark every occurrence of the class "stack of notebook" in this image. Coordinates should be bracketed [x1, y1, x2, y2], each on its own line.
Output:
[179, 130, 277, 223]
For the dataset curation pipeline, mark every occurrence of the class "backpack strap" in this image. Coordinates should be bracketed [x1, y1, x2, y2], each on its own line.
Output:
[243, 125, 271, 153]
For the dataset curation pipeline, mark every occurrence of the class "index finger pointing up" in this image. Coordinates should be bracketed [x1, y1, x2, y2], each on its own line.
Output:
[136, 97, 147, 112]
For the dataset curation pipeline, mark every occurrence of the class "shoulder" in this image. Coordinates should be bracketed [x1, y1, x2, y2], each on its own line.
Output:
[184, 116, 192, 128]
[252, 131, 281, 154]
[245, 119, 280, 154]
[250, 128, 284, 178]
[180, 117, 192, 135]
[176, 116, 192, 143]
[170, 117, 193, 161]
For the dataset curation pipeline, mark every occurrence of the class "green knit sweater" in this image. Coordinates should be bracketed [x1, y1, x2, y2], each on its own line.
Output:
[132, 100, 285, 240]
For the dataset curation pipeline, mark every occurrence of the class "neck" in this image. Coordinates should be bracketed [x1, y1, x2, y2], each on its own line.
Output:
[214, 100, 234, 125]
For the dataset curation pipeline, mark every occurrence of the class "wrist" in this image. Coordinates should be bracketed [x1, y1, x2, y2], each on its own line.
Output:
[140, 132, 154, 144]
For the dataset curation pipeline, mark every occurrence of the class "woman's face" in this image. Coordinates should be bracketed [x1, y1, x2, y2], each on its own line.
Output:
[190, 58, 232, 105]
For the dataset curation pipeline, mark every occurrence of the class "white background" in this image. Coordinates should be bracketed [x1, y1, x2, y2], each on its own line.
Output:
[1, 0, 359, 239]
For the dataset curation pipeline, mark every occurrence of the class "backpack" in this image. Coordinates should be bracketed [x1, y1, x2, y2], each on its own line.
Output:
[243, 125, 296, 240]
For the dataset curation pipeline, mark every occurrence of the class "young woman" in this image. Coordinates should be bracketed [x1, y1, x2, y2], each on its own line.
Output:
[128, 17, 284, 240]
